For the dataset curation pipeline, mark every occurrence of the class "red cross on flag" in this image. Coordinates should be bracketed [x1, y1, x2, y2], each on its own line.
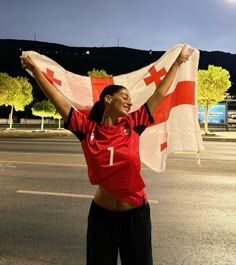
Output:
[22, 44, 204, 172]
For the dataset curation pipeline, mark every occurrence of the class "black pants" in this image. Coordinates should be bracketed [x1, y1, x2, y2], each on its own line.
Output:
[86, 200, 153, 265]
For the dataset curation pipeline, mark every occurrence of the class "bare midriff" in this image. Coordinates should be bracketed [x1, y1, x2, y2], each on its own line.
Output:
[94, 185, 139, 211]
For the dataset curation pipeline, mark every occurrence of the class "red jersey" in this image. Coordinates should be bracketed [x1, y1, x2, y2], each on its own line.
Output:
[65, 104, 154, 205]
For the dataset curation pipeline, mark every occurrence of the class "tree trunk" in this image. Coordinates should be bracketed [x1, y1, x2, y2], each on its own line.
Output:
[9, 105, 14, 129]
[204, 102, 209, 134]
[58, 118, 61, 129]
[41, 116, 44, 131]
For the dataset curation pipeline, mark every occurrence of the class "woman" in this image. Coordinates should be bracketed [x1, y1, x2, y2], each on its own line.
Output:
[21, 45, 190, 265]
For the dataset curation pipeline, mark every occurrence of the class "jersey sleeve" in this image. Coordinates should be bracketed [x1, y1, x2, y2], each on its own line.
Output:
[64, 108, 92, 141]
[129, 103, 154, 135]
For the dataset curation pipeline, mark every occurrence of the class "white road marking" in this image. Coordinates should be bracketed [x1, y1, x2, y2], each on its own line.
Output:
[0, 161, 16, 171]
[16, 190, 94, 198]
[148, 199, 158, 204]
[0, 151, 84, 157]
[0, 160, 86, 167]
[16, 190, 158, 204]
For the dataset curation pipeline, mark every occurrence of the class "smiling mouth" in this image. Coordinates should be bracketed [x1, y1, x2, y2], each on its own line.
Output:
[124, 106, 130, 112]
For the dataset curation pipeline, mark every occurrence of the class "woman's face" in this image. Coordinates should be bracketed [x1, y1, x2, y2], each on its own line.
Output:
[107, 88, 132, 117]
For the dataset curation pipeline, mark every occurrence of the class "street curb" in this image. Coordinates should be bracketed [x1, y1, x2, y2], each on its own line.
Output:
[0, 129, 73, 138]
[1, 130, 236, 142]
[202, 136, 236, 142]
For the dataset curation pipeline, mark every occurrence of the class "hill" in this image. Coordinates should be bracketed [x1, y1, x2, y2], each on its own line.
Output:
[0, 39, 236, 95]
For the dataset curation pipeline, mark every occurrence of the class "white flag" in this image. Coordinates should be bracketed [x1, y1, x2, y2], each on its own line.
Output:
[23, 44, 204, 172]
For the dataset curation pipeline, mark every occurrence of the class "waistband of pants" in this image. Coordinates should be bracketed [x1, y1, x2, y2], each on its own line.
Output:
[91, 199, 149, 216]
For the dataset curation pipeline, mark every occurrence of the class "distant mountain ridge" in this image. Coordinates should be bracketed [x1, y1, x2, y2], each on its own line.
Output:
[1, 39, 235, 95]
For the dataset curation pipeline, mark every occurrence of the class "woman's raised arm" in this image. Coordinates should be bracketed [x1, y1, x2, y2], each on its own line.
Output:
[146, 44, 191, 114]
[21, 55, 71, 122]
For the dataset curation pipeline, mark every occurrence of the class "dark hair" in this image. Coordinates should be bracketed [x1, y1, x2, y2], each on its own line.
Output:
[88, 84, 126, 124]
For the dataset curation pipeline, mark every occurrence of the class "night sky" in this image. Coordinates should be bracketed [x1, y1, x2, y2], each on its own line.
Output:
[1, 0, 236, 54]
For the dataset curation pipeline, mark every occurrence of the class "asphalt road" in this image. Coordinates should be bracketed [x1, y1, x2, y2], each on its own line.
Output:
[0, 137, 235, 265]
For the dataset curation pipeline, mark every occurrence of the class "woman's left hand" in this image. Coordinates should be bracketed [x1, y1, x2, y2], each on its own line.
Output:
[176, 44, 192, 65]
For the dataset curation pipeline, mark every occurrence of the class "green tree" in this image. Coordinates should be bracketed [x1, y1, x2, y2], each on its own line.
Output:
[0, 73, 12, 104]
[197, 65, 231, 134]
[0, 73, 33, 129]
[87, 68, 112, 77]
[31, 100, 55, 131]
